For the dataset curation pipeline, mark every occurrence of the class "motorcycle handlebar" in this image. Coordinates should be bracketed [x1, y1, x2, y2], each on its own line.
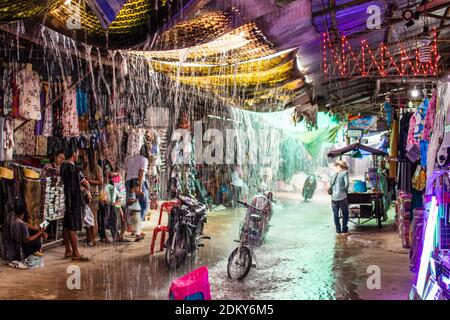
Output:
[237, 200, 264, 213]
[251, 185, 276, 203]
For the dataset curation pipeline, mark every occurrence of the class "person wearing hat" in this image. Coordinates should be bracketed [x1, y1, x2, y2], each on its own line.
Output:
[329, 160, 350, 235]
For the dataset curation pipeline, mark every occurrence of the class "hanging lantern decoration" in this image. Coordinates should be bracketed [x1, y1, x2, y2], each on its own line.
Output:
[418, 27, 432, 63]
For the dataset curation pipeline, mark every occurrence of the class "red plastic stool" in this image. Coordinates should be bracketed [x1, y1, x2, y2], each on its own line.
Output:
[169, 266, 212, 300]
[150, 200, 180, 255]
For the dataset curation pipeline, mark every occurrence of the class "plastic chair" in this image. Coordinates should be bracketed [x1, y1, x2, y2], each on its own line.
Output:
[150, 200, 180, 255]
[169, 266, 212, 300]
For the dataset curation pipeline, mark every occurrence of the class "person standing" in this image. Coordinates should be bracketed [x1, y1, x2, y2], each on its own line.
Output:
[125, 144, 149, 237]
[82, 148, 103, 246]
[330, 160, 350, 235]
[126, 180, 144, 242]
[42, 150, 65, 177]
[97, 147, 122, 243]
[61, 145, 91, 261]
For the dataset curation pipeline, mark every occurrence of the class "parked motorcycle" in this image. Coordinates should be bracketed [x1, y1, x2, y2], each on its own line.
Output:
[227, 186, 274, 281]
[165, 194, 210, 270]
[302, 173, 317, 202]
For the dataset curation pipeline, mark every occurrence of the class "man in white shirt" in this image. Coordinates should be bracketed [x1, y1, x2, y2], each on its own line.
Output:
[125, 145, 150, 227]
[231, 166, 248, 207]
[126, 154, 148, 185]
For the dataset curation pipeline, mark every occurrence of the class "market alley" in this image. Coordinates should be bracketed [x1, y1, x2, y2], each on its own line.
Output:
[0, 192, 412, 300]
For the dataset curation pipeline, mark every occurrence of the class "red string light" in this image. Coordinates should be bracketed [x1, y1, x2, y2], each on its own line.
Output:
[322, 32, 439, 78]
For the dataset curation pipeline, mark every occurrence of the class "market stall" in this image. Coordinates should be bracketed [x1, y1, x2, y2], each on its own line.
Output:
[328, 143, 388, 228]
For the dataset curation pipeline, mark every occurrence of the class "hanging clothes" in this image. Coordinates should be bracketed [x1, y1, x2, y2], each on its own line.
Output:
[76, 89, 88, 116]
[0, 175, 17, 261]
[127, 129, 144, 156]
[34, 85, 46, 136]
[397, 160, 414, 192]
[0, 117, 4, 161]
[409, 98, 429, 149]
[35, 136, 48, 156]
[398, 112, 412, 161]
[23, 176, 42, 226]
[2, 69, 12, 116]
[103, 122, 119, 170]
[422, 90, 437, 142]
[52, 93, 63, 138]
[41, 83, 53, 137]
[14, 119, 36, 156]
[3, 117, 14, 161]
[10, 71, 20, 119]
[426, 90, 446, 195]
[389, 117, 399, 179]
[62, 86, 79, 137]
[384, 101, 393, 129]
[16, 68, 41, 121]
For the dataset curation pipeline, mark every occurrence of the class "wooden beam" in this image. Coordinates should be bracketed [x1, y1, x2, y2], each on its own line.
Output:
[328, 82, 371, 93]
[0, 23, 112, 67]
[417, 0, 450, 13]
[425, 12, 450, 20]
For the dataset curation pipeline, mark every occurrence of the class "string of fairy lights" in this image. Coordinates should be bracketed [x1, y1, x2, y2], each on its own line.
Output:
[322, 29, 439, 78]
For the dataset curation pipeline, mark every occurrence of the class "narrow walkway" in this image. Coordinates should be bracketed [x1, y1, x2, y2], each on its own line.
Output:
[0, 192, 413, 299]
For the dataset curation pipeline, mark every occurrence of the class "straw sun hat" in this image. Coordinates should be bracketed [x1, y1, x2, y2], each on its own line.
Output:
[335, 160, 349, 170]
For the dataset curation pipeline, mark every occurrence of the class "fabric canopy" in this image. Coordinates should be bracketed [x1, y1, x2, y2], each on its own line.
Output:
[327, 143, 387, 158]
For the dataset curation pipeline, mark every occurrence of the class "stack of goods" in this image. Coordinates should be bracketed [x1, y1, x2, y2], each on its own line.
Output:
[148, 175, 158, 210]
[158, 128, 168, 172]
[396, 192, 412, 230]
[40, 176, 65, 220]
[409, 208, 424, 272]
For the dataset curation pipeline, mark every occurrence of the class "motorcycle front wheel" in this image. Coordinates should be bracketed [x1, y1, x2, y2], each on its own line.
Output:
[165, 230, 189, 270]
[227, 246, 252, 281]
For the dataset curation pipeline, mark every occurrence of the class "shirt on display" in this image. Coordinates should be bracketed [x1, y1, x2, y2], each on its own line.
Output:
[62, 86, 80, 137]
[3, 117, 13, 160]
[16, 68, 41, 121]
[2, 69, 12, 116]
[125, 154, 148, 181]
[13, 119, 36, 156]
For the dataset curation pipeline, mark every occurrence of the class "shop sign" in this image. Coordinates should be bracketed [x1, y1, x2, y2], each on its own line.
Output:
[348, 115, 378, 131]
[347, 128, 363, 138]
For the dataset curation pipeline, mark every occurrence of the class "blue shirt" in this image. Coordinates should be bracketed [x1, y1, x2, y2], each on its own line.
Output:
[330, 170, 349, 201]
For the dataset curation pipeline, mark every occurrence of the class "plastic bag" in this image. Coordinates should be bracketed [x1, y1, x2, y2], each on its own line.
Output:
[83, 205, 95, 227]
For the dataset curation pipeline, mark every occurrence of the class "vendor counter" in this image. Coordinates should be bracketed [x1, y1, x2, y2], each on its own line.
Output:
[347, 191, 385, 228]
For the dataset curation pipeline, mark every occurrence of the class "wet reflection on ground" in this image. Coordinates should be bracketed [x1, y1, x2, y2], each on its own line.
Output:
[0, 192, 411, 300]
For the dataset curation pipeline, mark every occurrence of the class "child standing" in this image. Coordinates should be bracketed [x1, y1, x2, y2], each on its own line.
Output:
[127, 180, 144, 242]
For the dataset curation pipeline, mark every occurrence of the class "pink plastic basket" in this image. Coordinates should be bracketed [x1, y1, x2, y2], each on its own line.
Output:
[169, 266, 212, 300]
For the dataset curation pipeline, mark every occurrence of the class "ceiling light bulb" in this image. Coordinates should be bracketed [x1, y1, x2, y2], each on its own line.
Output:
[411, 87, 420, 98]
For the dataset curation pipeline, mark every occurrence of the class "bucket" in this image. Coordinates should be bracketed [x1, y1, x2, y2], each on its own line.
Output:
[169, 266, 212, 300]
[353, 180, 367, 193]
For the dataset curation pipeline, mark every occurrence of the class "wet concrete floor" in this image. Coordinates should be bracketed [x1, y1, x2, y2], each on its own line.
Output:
[0, 192, 413, 300]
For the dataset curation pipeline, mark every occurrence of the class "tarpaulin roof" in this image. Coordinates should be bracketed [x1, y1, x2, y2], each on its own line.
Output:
[327, 143, 387, 158]
[0, 0, 317, 114]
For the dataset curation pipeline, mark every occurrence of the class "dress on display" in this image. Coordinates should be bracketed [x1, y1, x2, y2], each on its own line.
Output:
[16, 68, 41, 121]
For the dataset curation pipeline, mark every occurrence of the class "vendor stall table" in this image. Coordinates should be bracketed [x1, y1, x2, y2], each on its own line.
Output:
[347, 192, 384, 228]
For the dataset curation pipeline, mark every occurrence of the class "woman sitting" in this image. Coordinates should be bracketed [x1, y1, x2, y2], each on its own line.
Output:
[7, 202, 47, 269]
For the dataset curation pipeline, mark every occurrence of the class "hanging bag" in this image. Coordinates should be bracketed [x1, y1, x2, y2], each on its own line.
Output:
[328, 174, 338, 195]
[83, 205, 95, 227]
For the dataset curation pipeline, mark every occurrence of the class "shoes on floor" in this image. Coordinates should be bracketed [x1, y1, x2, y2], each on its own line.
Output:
[8, 260, 29, 270]
[33, 251, 44, 257]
